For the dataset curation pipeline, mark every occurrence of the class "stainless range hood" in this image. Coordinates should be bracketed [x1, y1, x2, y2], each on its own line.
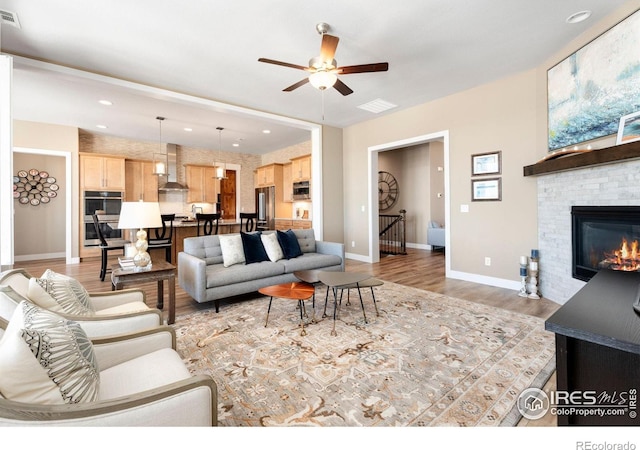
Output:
[159, 144, 188, 191]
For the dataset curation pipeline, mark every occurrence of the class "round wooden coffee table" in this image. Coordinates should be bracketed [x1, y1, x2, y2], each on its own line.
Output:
[259, 282, 315, 336]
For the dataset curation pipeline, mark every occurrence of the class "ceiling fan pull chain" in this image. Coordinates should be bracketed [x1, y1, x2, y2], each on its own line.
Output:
[321, 89, 325, 122]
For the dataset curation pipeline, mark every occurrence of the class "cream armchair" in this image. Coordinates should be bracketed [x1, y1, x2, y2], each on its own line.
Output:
[0, 295, 217, 426]
[0, 268, 162, 337]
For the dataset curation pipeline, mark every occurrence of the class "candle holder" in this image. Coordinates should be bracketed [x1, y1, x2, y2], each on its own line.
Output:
[518, 256, 528, 297]
[527, 250, 540, 299]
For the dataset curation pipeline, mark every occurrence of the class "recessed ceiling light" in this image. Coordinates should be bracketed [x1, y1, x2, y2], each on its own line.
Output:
[232, 143, 240, 147]
[184, 128, 193, 132]
[566, 10, 591, 24]
[262, 129, 271, 134]
[96, 125, 108, 129]
[98, 100, 112, 106]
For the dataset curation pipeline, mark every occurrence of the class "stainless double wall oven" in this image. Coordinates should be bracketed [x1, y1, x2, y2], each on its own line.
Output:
[83, 190, 124, 247]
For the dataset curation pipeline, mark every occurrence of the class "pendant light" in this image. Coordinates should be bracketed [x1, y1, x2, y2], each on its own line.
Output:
[213, 126, 227, 180]
[152, 116, 167, 176]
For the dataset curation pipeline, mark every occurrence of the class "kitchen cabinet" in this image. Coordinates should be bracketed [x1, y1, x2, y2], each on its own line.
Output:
[255, 163, 283, 187]
[274, 219, 312, 230]
[274, 219, 293, 230]
[185, 164, 218, 204]
[282, 163, 293, 202]
[80, 153, 126, 191]
[125, 159, 158, 202]
[291, 154, 311, 182]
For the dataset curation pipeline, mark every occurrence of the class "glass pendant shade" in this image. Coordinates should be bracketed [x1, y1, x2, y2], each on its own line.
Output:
[309, 71, 337, 90]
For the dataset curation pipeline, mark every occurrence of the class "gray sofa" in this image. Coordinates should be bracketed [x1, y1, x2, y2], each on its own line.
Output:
[178, 229, 344, 312]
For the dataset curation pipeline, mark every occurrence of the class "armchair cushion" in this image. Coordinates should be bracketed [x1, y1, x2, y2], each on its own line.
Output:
[99, 348, 190, 400]
[29, 269, 95, 316]
[0, 301, 99, 404]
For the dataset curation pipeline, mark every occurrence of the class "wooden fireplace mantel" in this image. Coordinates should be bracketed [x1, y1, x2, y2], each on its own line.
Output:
[523, 140, 640, 177]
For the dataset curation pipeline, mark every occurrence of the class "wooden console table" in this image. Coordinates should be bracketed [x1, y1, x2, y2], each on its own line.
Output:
[545, 269, 640, 426]
[111, 260, 176, 325]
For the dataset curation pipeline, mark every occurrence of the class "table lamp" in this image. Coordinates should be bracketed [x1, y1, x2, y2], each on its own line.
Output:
[117, 201, 162, 270]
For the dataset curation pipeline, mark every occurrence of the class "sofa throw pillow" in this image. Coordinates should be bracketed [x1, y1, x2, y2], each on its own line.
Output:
[219, 234, 246, 267]
[0, 301, 100, 404]
[277, 229, 303, 259]
[240, 232, 270, 264]
[261, 232, 284, 262]
[30, 269, 94, 316]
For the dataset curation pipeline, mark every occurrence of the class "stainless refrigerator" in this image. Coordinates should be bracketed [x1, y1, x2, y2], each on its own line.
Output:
[255, 186, 275, 230]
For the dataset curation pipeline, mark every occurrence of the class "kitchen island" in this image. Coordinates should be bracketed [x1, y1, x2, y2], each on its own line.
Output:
[152, 218, 241, 266]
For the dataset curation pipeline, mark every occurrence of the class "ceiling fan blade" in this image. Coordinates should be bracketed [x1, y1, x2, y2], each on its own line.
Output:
[258, 58, 310, 71]
[320, 34, 339, 62]
[283, 78, 310, 92]
[336, 62, 389, 74]
[333, 78, 354, 96]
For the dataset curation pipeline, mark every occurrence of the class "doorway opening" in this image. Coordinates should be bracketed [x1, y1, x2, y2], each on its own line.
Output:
[367, 131, 450, 276]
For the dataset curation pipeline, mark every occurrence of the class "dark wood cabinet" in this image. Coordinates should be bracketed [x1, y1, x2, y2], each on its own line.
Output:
[545, 269, 640, 426]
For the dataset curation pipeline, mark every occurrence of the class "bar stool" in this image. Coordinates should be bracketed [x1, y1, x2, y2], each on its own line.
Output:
[196, 213, 220, 236]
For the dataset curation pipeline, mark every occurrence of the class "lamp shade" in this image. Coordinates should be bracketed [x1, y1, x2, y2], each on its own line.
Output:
[309, 71, 337, 90]
[117, 202, 163, 229]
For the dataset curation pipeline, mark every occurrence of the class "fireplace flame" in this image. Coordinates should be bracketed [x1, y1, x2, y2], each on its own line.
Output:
[601, 238, 640, 271]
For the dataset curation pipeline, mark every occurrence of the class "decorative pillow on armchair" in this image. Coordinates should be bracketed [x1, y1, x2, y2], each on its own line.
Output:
[277, 229, 303, 259]
[27, 269, 95, 316]
[0, 301, 100, 404]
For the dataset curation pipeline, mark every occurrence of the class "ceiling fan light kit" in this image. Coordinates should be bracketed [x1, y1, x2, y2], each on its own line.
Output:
[259, 22, 388, 96]
[308, 71, 337, 90]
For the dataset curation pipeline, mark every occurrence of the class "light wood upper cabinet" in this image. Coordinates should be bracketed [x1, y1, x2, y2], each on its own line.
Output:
[125, 159, 158, 202]
[256, 163, 280, 187]
[291, 154, 311, 182]
[80, 153, 125, 191]
[185, 164, 217, 204]
[282, 163, 293, 202]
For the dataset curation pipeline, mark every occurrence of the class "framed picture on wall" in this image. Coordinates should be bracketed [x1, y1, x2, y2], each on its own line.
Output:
[547, 9, 640, 150]
[471, 151, 501, 176]
[472, 178, 501, 201]
[616, 111, 640, 145]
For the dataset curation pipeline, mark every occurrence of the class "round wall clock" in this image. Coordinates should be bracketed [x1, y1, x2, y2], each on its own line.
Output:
[378, 171, 399, 211]
[13, 168, 59, 206]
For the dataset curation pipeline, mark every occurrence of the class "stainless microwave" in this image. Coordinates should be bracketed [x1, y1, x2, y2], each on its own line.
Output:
[292, 181, 310, 200]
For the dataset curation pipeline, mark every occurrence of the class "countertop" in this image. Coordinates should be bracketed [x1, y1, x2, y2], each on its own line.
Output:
[172, 219, 240, 228]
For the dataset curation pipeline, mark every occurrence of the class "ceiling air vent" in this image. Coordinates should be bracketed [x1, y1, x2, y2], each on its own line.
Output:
[0, 9, 21, 29]
[357, 98, 397, 114]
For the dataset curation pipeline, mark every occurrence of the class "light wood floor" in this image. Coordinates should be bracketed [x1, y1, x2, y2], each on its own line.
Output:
[10, 247, 560, 426]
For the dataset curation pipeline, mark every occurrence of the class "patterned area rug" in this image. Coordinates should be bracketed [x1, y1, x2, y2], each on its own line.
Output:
[174, 281, 555, 426]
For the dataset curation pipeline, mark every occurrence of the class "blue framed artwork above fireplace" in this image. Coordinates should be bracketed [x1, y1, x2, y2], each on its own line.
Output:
[547, 9, 640, 151]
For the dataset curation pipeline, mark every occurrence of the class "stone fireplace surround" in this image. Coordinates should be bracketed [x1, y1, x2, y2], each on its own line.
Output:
[537, 157, 640, 304]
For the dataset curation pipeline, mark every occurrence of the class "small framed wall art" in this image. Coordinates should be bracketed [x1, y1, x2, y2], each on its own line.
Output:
[472, 177, 501, 202]
[471, 151, 501, 176]
[616, 111, 640, 145]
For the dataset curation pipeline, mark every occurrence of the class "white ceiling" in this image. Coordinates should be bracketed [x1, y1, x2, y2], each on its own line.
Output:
[0, 0, 632, 154]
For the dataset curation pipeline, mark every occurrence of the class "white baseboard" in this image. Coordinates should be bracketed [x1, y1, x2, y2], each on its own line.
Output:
[14, 252, 66, 262]
[345, 252, 373, 263]
[448, 270, 520, 291]
[407, 242, 430, 250]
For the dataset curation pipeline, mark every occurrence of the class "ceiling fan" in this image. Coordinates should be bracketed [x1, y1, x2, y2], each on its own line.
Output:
[258, 22, 389, 96]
